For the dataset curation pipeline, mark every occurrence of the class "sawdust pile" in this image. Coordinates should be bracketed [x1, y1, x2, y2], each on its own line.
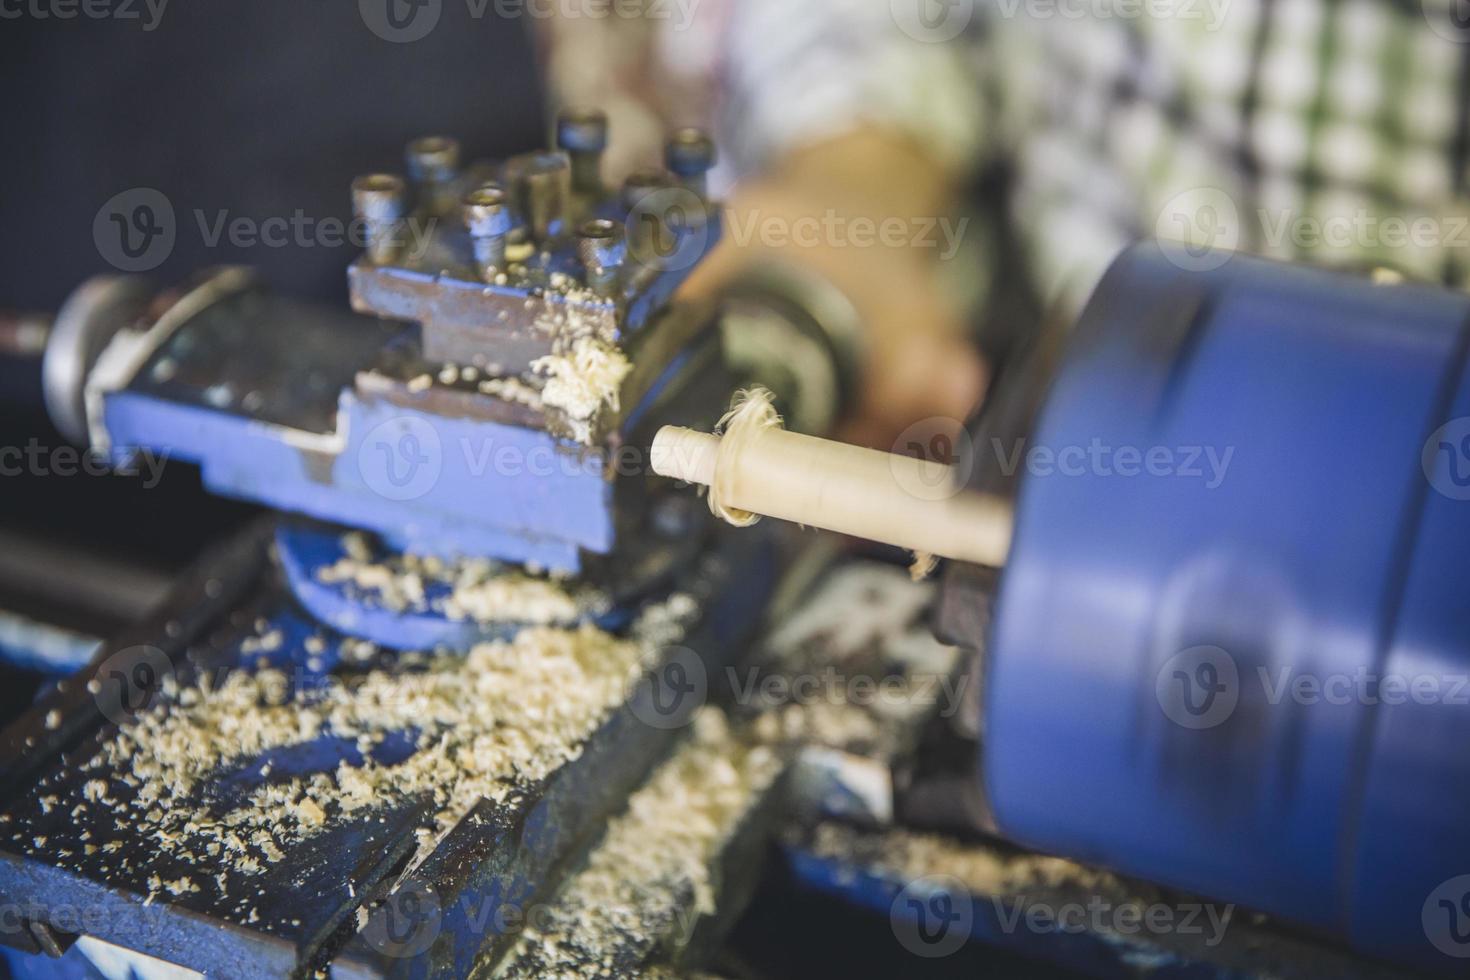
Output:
[496, 709, 782, 978]
[405, 272, 629, 445]
[531, 336, 631, 445]
[520, 274, 630, 445]
[805, 821, 1116, 899]
[87, 622, 661, 882]
[317, 534, 604, 626]
[476, 376, 545, 410]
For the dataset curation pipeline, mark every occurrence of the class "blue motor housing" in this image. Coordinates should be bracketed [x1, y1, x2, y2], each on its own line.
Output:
[982, 243, 1470, 973]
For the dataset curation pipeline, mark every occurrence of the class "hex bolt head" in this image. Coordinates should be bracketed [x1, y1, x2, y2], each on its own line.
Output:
[665, 128, 717, 180]
[558, 108, 610, 197]
[406, 136, 462, 217]
[352, 173, 407, 221]
[503, 152, 571, 243]
[577, 218, 626, 296]
[405, 136, 462, 184]
[462, 184, 510, 235]
[351, 174, 407, 264]
[621, 169, 675, 212]
[556, 107, 609, 154]
[462, 184, 512, 280]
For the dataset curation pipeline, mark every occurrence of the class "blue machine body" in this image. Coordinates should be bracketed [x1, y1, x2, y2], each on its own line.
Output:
[95, 208, 721, 574]
[983, 243, 1470, 973]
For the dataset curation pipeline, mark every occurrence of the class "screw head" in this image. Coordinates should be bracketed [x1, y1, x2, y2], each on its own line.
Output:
[578, 217, 621, 243]
[578, 217, 624, 260]
[461, 184, 512, 238]
[406, 136, 462, 183]
[557, 107, 609, 153]
[351, 174, 407, 222]
[665, 128, 716, 177]
[578, 218, 626, 294]
[621, 169, 675, 211]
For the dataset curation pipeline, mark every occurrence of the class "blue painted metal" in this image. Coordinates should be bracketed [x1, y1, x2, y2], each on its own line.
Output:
[349, 202, 717, 352]
[983, 243, 1470, 974]
[273, 523, 626, 652]
[0, 613, 98, 677]
[103, 388, 610, 571]
[783, 844, 1228, 978]
[92, 195, 722, 573]
[1, 946, 105, 979]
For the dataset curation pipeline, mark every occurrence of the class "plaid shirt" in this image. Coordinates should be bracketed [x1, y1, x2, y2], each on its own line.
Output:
[543, 0, 1469, 311]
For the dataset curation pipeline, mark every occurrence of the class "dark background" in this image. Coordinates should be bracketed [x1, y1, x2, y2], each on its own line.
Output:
[0, 0, 546, 673]
[0, 0, 545, 309]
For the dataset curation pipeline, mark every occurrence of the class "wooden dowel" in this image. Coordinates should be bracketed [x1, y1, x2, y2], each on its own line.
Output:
[651, 423, 1013, 567]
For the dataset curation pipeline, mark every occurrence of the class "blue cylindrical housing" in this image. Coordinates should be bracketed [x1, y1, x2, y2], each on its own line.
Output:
[983, 243, 1470, 973]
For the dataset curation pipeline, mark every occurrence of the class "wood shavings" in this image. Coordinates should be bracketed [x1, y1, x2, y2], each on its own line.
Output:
[295, 798, 326, 827]
[531, 336, 631, 444]
[707, 387, 783, 528]
[442, 572, 581, 626]
[439, 274, 626, 443]
[497, 709, 783, 978]
[477, 376, 545, 410]
[239, 629, 283, 654]
[316, 537, 603, 626]
[753, 701, 883, 751]
[908, 551, 938, 582]
[87, 622, 656, 879]
[317, 552, 426, 613]
[809, 820, 1117, 898]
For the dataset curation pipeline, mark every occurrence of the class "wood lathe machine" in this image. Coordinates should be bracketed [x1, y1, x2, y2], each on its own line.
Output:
[0, 110, 1466, 978]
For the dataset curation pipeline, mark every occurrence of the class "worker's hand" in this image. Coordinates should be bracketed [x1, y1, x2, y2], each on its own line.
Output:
[678, 128, 987, 451]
